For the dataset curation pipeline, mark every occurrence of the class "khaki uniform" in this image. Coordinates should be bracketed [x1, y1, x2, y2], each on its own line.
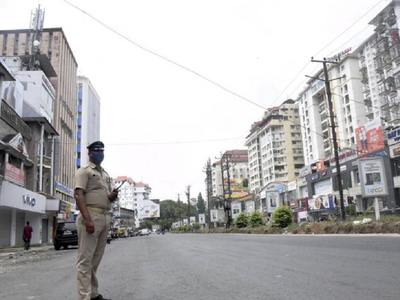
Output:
[75, 162, 113, 300]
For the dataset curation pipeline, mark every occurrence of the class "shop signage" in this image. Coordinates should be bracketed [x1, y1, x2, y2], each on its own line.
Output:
[299, 165, 311, 177]
[4, 162, 25, 186]
[329, 149, 357, 164]
[358, 157, 388, 198]
[23, 194, 36, 207]
[326, 47, 352, 61]
[55, 181, 74, 197]
[0, 181, 45, 213]
[288, 181, 297, 191]
[266, 183, 285, 193]
[332, 165, 347, 174]
[316, 161, 326, 172]
[311, 173, 320, 181]
[389, 144, 400, 159]
[387, 127, 400, 146]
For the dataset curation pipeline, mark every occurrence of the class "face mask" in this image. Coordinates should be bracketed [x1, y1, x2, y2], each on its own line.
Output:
[91, 152, 104, 163]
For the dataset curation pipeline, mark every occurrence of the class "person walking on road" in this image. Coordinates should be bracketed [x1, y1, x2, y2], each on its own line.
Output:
[23, 221, 33, 250]
[74, 141, 118, 300]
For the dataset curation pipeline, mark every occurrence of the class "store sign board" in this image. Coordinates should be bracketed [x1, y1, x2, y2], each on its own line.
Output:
[387, 128, 400, 146]
[0, 181, 46, 213]
[4, 163, 25, 186]
[358, 157, 388, 197]
[389, 144, 400, 159]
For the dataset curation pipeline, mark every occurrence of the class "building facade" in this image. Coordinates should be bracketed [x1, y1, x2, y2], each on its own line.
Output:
[245, 100, 304, 193]
[0, 28, 79, 206]
[76, 76, 101, 168]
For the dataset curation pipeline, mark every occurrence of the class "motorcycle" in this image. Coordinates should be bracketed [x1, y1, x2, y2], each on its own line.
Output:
[107, 231, 112, 244]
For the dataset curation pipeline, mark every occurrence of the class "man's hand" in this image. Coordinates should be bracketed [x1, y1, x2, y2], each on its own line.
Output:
[84, 218, 95, 234]
[108, 190, 118, 201]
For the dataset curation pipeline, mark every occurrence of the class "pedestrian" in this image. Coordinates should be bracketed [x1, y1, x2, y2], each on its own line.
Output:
[23, 221, 33, 250]
[74, 141, 118, 300]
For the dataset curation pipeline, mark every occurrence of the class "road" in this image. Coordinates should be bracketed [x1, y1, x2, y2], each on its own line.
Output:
[1, 233, 399, 300]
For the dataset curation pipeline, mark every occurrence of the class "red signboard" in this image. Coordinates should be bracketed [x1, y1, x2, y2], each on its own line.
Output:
[355, 119, 385, 157]
[4, 163, 25, 186]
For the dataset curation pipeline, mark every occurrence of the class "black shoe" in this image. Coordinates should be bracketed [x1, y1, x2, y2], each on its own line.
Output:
[91, 294, 110, 300]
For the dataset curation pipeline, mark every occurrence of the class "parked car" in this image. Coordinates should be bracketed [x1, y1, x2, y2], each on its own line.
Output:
[54, 221, 78, 250]
[139, 228, 150, 236]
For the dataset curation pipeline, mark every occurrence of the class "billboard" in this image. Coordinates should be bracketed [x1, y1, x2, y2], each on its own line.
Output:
[266, 192, 280, 213]
[198, 213, 206, 225]
[210, 209, 224, 222]
[359, 157, 389, 198]
[355, 119, 385, 157]
[190, 216, 196, 224]
[231, 202, 242, 219]
[223, 178, 249, 198]
[138, 199, 160, 219]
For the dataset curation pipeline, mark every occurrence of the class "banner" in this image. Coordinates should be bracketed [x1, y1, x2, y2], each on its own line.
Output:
[138, 199, 160, 219]
[355, 119, 385, 157]
[190, 216, 196, 224]
[4, 163, 25, 186]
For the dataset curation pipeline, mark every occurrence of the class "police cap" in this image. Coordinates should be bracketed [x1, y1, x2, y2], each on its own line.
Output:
[87, 141, 104, 151]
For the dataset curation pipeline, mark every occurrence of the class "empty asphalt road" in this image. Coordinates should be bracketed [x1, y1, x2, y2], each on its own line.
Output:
[1, 233, 399, 300]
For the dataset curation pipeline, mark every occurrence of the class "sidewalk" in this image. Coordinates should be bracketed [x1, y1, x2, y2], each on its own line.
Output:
[0, 244, 54, 258]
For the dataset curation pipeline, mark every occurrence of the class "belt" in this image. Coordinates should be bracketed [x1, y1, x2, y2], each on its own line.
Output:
[87, 206, 109, 215]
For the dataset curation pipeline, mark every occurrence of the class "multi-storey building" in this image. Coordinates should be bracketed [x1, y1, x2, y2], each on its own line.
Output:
[76, 76, 101, 168]
[212, 150, 249, 198]
[357, 0, 400, 127]
[298, 53, 367, 166]
[0, 57, 60, 246]
[245, 100, 304, 193]
[114, 176, 151, 211]
[0, 28, 79, 205]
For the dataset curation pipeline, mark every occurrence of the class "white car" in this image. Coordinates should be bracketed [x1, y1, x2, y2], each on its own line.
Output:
[139, 228, 150, 236]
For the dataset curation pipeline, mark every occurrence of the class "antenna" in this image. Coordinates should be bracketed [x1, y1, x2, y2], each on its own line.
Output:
[29, 5, 45, 70]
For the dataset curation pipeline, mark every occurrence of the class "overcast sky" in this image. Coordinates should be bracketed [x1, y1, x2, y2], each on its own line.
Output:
[0, 0, 389, 200]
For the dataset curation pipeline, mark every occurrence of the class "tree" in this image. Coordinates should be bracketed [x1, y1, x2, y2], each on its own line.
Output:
[197, 193, 206, 214]
[248, 211, 263, 228]
[234, 213, 248, 228]
[210, 196, 224, 209]
[272, 206, 293, 228]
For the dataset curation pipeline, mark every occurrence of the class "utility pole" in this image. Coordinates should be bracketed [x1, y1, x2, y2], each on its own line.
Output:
[311, 58, 346, 221]
[225, 154, 232, 227]
[204, 158, 212, 227]
[177, 193, 182, 226]
[185, 185, 191, 223]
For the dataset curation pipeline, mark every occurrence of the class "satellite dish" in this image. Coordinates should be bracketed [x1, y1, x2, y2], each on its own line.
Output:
[33, 40, 40, 47]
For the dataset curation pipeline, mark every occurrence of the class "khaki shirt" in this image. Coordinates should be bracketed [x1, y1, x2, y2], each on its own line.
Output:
[74, 162, 113, 209]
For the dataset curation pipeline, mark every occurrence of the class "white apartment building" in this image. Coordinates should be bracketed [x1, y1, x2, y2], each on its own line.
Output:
[212, 150, 249, 197]
[298, 54, 367, 166]
[357, 0, 400, 127]
[245, 100, 304, 193]
[114, 176, 151, 211]
[76, 76, 101, 168]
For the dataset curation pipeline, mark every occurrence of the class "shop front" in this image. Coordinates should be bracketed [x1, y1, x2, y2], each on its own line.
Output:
[0, 180, 46, 247]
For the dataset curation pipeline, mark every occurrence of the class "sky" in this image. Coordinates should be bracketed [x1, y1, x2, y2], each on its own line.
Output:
[0, 0, 391, 201]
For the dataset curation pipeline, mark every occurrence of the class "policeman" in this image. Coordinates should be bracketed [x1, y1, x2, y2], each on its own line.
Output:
[74, 141, 118, 300]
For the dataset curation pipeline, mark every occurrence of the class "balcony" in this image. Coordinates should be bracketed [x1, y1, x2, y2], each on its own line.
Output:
[42, 155, 52, 167]
[1, 100, 32, 140]
[366, 107, 374, 119]
[389, 96, 400, 108]
[364, 96, 372, 106]
[390, 112, 400, 123]
[375, 38, 390, 57]
[380, 96, 389, 108]
[390, 44, 400, 64]
[374, 21, 387, 34]
[385, 9, 397, 25]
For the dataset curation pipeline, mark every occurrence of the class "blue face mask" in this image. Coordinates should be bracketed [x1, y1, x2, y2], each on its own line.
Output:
[91, 152, 104, 163]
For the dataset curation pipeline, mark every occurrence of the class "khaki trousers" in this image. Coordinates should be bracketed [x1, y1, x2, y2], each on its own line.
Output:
[76, 211, 110, 300]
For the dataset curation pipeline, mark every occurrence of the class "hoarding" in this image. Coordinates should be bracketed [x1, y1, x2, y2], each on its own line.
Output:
[358, 157, 389, 198]
[198, 213, 206, 225]
[138, 199, 160, 219]
[190, 216, 196, 224]
[223, 178, 249, 198]
[231, 202, 242, 219]
[266, 192, 280, 213]
[355, 119, 385, 157]
[210, 209, 218, 222]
